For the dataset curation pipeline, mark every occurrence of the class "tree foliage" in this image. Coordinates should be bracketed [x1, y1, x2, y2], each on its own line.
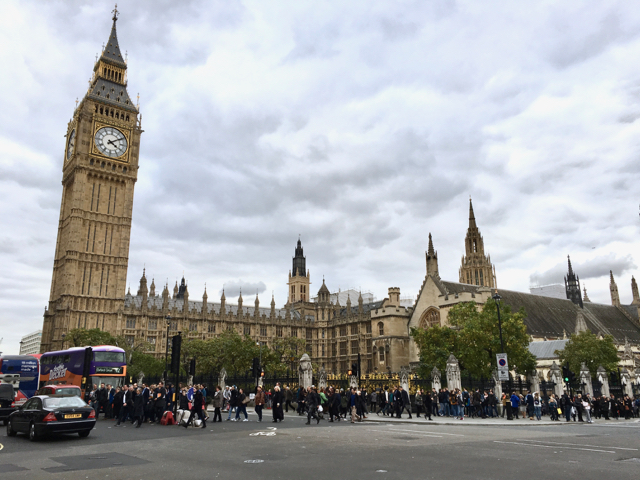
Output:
[555, 331, 619, 377]
[411, 299, 536, 379]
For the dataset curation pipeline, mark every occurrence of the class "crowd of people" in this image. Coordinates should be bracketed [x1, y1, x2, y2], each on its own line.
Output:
[84, 381, 640, 429]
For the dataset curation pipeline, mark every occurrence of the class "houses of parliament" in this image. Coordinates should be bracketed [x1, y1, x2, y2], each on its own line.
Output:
[41, 11, 640, 375]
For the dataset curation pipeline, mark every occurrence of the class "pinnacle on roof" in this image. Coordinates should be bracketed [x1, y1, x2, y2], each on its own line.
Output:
[567, 255, 574, 276]
[427, 233, 435, 256]
[469, 198, 477, 229]
[100, 5, 126, 67]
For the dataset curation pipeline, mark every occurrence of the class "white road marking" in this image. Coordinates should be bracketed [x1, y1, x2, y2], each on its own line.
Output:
[519, 439, 638, 451]
[385, 428, 464, 437]
[366, 428, 442, 438]
[250, 427, 277, 436]
[493, 440, 615, 454]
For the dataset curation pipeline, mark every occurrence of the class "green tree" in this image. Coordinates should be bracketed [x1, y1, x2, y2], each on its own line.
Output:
[555, 331, 619, 377]
[265, 337, 307, 375]
[66, 328, 116, 347]
[411, 298, 536, 379]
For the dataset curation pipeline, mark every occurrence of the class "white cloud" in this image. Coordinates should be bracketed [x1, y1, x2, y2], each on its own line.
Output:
[1, 0, 640, 354]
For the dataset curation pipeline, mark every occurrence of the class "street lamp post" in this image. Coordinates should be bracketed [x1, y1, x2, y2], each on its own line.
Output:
[492, 293, 512, 395]
[165, 315, 172, 380]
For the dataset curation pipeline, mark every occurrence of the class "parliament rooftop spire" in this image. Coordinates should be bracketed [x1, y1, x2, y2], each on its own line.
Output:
[459, 199, 496, 288]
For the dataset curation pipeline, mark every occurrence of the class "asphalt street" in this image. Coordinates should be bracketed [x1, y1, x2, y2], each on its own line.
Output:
[1, 412, 639, 479]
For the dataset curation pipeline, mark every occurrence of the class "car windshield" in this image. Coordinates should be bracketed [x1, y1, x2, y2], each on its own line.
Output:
[43, 397, 88, 409]
[54, 388, 80, 396]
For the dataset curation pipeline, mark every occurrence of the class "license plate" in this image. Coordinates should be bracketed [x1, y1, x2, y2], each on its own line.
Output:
[64, 414, 82, 419]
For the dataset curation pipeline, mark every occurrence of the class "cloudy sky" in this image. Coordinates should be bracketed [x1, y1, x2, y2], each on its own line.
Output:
[1, 0, 640, 354]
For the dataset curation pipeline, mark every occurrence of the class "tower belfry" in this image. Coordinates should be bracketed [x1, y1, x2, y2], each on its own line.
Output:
[564, 256, 583, 308]
[459, 199, 496, 288]
[287, 237, 310, 303]
[41, 8, 142, 352]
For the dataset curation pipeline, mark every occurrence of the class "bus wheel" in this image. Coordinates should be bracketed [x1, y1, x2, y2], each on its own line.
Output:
[29, 422, 38, 442]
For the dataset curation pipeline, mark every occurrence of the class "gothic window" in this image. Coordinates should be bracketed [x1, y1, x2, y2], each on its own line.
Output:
[306, 329, 313, 340]
[189, 322, 197, 332]
[339, 341, 347, 356]
[480, 270, 484, 286]
[351, 324, 358, 335]
[366, 323, 372, 334]
[378, 322, 384, 336]
[306, 344, 312, 355]
[148, 320, 157, 330]
[351, 340, 359, 355]
[379, 346, 385, 362]
[260, 325, 267, 336]
[475, 270, 479, 285]
[276, 326, 283, 337]
[125, 335, 135, 345]
[367, 359, 372, 372]
[473, 239, 477, 253]
[126, 318, 136, 329]
[291, 327, 297, 338]
[170, 321, 178, 331]
[147, 337, 156, 345]
[340, 326, 347, 337]
[208, 323, 215, 333]
[332, 344, 337, 357]
[419, 308, 441, 329]
[244, 325, 251, 335]
[366, 339, 372, 352]
[321, 344, 325, 356]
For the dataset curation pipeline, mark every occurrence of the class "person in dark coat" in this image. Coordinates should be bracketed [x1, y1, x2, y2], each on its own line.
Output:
[400, 387, 412, 419]
[328, 387, 341, 422]
[133, 388, 145, 428]
[154, 382, 167, 423]
[112, 386, 122, 420]
[423, 389, 432, 420]
[272, 386, 284, 422]
[184, 385, 206, 428]
[305, 386, 320, 425]
[96, 383, 108, 419]
[115, 385, 132, 426]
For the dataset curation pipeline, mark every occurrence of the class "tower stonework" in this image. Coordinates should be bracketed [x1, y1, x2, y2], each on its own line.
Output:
[459, 199, 496, 288]
[610, 271, 620, 306]
[564, 256, 583, 308]
[41, 10, 141, 352]
[287, 238, 310, 303]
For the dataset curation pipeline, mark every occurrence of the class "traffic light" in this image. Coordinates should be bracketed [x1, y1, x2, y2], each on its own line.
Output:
[189, 358, 196, 377]
[170, 334, 181, 375]
[252, 357, 260, 378]
[562, 365, 569, 383]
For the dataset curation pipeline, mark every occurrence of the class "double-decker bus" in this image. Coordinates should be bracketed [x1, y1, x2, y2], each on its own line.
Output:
[0, 355, 40, 406]
[39, 346, 127, 396]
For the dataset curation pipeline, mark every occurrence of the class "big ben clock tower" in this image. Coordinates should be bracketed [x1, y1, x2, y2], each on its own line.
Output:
[41, 7, 142, 352]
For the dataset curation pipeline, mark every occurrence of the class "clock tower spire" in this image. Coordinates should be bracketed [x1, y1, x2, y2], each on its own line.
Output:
[41, 8, 142, 352]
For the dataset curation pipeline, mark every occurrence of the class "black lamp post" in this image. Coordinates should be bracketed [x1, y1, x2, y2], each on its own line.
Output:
[492, 293, 505, 354]
[164, 315, 172, 378]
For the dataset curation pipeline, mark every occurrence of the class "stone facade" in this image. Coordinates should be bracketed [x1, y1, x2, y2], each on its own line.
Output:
[41, 11, 142, 353]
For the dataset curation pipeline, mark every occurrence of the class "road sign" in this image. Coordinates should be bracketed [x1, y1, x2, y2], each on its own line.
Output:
[497, 369, 509, 381]
[496, 353, 508, 369]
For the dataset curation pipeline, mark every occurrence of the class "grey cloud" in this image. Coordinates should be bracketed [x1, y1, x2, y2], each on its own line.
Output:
[220, 280, 267, 299]
[529, 254, 636, 286]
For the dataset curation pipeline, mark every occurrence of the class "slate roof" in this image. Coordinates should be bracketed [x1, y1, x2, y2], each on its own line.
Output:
[123, 293, 309, 321]
[339, 300, 385, 317]
[432, 280, 640, 344]
[102, 21, 127, 67]
[87, 78, 138, 113]
[528, 339, 568, 359]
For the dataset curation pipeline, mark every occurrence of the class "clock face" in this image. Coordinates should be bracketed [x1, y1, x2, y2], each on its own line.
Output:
[66, 129, 76, 159]
[94, 127, 128, 158]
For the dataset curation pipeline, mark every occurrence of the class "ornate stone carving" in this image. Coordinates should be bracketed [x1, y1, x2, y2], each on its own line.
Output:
[446, 354, 461, 391]
[431, 366, 441, 391]
[218, 368, 227, 390]
[319, 367, 327, 390]
[299, 354, 313, 389]
[400, 366, 409, 391]
[579, 363, 592, 396]
[549, 361, 563, 397]
[596, 365, 609, 397]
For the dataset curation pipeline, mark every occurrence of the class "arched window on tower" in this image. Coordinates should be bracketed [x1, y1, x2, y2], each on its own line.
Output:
[419, 307, 440, 329]
[378, 322, 384, 336]
[480, 270, 484, 286]
[473, 239, 477, 253]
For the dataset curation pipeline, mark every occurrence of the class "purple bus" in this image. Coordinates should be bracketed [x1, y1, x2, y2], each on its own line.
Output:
[39, 346, 127, 397]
